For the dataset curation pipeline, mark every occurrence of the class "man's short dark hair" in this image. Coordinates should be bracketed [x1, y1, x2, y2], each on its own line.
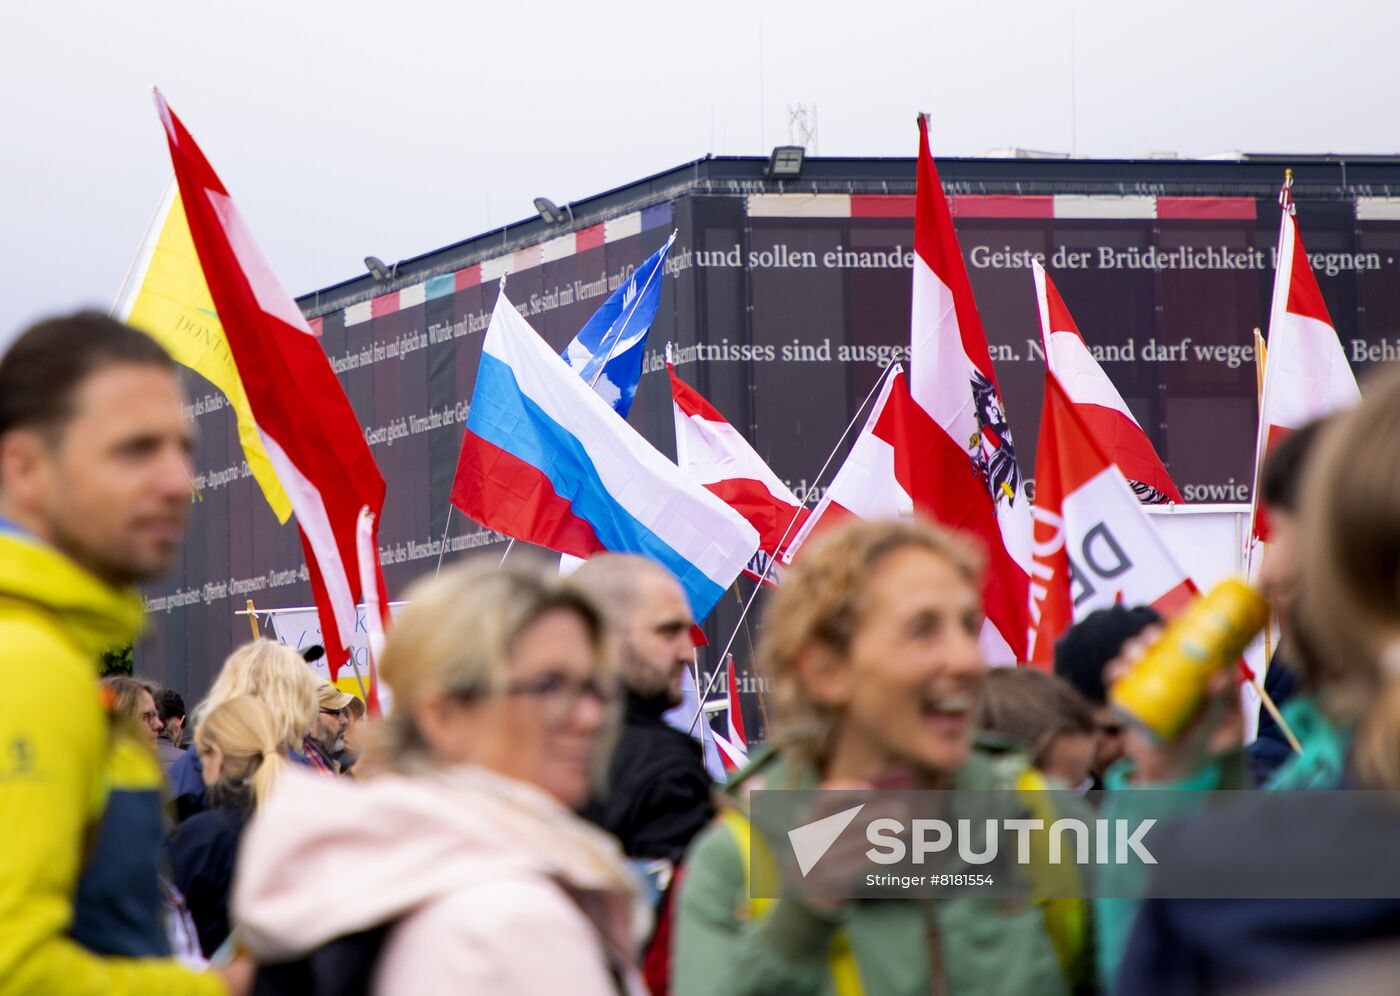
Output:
[155, 689, 186, 723]
[1053, 604, 1162, 705]
[1260, 417, 1328, 516]
[0, 311, 176, 441]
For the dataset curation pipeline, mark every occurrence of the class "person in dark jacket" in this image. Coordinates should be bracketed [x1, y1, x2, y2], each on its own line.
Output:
[574, 554, 714, 861]
[155, 688, 188, 774]
[166, 696, 287, 958]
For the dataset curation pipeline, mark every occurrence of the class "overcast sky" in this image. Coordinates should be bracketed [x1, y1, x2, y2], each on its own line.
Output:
[3, 0, 1397, 339]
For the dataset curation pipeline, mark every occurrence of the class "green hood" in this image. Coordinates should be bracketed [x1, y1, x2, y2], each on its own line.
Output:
[0, 531, 145, 661]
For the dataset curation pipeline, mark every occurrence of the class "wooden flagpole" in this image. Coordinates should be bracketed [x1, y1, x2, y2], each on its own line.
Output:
[232, 598, 262, 640]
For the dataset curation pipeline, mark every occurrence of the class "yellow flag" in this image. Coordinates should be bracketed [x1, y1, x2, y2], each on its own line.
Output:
[115, 182, 293, 523]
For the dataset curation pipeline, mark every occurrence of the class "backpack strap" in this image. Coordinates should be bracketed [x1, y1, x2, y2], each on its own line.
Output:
[1012, 766, 1088, 987]
[721, 809, 863, 995]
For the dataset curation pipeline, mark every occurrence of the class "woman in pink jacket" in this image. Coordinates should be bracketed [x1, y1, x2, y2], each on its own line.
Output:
[233, 561, 645, 995]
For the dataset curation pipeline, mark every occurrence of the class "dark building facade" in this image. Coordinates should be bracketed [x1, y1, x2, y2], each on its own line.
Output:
[139, 153, 1400, 706]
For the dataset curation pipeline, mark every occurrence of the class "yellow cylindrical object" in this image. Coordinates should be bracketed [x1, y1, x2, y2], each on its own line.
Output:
[1109, 579, 1269, 742]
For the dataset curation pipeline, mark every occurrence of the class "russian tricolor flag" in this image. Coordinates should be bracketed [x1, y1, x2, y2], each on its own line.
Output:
[451, 291, 759, 621]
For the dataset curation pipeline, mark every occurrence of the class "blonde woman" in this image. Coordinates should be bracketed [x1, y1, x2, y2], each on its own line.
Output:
[234, 561, 645, 994]
[167, 640, 319, 821]
[165, 697, 286, 957]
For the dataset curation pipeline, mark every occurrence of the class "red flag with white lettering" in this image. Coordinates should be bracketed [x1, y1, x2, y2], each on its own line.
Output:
[1029, 373, 1196, 667]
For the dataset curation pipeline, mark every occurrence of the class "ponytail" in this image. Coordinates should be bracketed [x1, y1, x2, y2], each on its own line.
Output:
[247, 748, 287, 808]
[194, 696, 287, 811]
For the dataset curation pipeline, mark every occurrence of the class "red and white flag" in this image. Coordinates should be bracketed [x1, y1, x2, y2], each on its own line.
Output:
[710, 656, 749, 773]
[1029, 372, 1196, 667]
[155, 94, 390, 710]
[1250, 173, 1360, 541]
[907, 116, 1031, 662]
[1032, 261, 1183, 505]
[781, 366, 913, 560]
[669, 360, 809, 581]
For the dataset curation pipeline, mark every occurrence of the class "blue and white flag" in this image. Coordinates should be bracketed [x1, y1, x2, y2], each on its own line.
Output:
[453, 289, 758, 623]
[561, 232, 675, 417]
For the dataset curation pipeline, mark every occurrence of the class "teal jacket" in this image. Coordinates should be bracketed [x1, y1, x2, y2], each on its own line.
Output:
[1095, 696, 1351, 990]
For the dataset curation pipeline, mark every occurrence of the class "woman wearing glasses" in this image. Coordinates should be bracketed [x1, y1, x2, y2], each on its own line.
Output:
[234, 560, 645, 995]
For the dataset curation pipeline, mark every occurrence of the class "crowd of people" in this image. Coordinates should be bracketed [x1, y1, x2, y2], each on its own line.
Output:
[3, 309, 1400, 995]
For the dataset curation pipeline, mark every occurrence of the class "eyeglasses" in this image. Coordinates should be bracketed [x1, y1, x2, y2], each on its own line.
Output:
[457, 673, 617, 724]
[140, 710, 161, 726]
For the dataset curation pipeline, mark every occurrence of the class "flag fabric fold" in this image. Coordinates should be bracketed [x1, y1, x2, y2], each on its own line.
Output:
[114, 181, 293, 522]
[1250, 174, 1360, 541]
[451, 290, 759, 622]
[154, 93, 390, 688]
[1031, 260, 1182, 505]
[561, 233, 675, 417]
[1028, 372, 1195, 667]
[781, 365, 913, 560]
[669, 360, 808, 581]
[711, 656, 749, 773]
[906, 116, 1031, 662]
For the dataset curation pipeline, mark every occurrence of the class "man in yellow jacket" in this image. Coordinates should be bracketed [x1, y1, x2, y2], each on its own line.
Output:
[0, 312, 236, 994]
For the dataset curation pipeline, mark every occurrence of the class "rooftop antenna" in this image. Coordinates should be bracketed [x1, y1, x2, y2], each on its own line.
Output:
[788, 103, 819, 154]
[1070, 9, 1079, 156]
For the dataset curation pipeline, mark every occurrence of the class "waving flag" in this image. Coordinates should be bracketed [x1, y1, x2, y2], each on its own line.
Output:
[154, 93, 389, 689]
[669, 359, 808, 581]
[665, 667, 727, 780]
[1250, 172, 1360, 541]
[1029, 373, 1196, 667]
[782, 366, 913, 561]
[451, 290, 758, 622]
[114, 182, 293, 522]
[711, 656, 750, 773]
[907, 116, 1031, 662]
[1032, 261, 1182, 505]
[562, 233, 675, 417]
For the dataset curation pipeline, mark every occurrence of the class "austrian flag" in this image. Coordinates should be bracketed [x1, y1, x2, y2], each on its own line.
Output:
[1251, 173, 1360, 541]
[781, 365, 913, 561]
[906, 116, 1031, 662]
[154, 94, 390, 705]
[1032, 261, 1182, 505]
[668, 360, 808, 580]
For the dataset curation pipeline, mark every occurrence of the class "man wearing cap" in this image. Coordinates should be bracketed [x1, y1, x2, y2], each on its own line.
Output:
[303, 682, 355, 775]
[1053, 604, 1163, 789]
